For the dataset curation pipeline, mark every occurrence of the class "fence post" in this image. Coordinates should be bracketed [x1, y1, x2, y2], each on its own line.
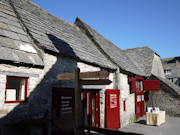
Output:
[75, 68, 83, 135]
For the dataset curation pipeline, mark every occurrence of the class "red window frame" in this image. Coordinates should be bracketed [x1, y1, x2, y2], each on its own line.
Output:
[5, 76, 28, 103]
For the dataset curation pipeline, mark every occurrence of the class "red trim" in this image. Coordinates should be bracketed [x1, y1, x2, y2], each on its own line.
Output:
[123, 100, 126, 111]
[131, 78, 137, 93]
[135, 76, 144, 80]
[5, 76, 28, 104]
[98, 91, 100, 127]
[88, 91, 92, 126]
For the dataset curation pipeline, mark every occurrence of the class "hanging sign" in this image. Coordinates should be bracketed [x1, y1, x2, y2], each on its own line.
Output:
[56, 70, 109, 80]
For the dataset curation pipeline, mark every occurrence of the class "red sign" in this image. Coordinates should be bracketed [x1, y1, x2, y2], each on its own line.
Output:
[106, 89, 120, 129]
[110, 94, 117, 109]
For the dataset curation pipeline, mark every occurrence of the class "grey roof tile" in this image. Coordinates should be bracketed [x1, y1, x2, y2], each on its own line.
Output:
[0, 36, 19, 49]
[75, 17, 142, 75]
[18, 34, 31, 43]
[123, 46, 155, 76]
[10, 0, 116, 69]
[0, 0, 44, 67]
[8, 24, 26, 35]
[0, 21, 10, 30]
[3, 29, 20, 40]
[0, 29, 5, 36]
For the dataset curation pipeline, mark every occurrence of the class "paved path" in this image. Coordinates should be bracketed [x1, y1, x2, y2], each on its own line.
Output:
[85, 116, 180, 135]
[119, 116, 180, 135]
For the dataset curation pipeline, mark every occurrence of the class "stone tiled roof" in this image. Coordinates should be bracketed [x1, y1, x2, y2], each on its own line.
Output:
[0, 0, 44, 66]
[75, 17, 143, 76]
[153, 75, 180, 96]
[123, 46, 157, 76]
[10, 0, 116, 69]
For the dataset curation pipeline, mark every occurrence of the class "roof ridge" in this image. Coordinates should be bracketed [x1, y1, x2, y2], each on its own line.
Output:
[75, 17, 118, 49]
[123, 46, 148, 51]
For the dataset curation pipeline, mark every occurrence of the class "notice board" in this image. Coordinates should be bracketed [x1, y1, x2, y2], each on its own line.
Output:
[52, 88, 75, 135]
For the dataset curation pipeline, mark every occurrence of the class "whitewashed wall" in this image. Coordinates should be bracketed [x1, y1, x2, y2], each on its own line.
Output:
[119, 73, 135, 127]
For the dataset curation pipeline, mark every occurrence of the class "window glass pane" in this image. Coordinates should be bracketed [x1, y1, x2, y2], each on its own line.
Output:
[6, 78, 26, 101]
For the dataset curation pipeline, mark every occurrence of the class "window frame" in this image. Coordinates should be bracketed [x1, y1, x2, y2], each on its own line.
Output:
[5, 76, 28, 103]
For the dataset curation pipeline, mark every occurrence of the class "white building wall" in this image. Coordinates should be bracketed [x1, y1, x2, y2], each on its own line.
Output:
[119, 73, 135, 127]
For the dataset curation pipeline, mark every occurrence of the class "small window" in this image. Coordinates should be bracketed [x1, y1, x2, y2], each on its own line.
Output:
[5, 77, 28, 103]
[169, 78, 173, 82]
[164, 69, 171, 75]
[123, 100, 126, 111]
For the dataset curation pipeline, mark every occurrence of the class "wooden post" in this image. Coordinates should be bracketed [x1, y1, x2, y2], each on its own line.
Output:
[75, 68, 83, 135]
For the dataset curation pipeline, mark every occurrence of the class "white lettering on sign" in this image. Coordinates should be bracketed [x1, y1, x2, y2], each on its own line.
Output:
[110, 94, 117, 108]
[61, 96, 72, 99]
[61, 96, 73, 115]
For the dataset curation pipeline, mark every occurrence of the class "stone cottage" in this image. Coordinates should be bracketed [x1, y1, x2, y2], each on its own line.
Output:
[124, 47, 180, 117]
[0, 0, 117, 134]
[162, 57, 180, 87]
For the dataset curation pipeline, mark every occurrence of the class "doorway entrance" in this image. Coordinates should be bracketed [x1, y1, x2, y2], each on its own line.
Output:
[83, 90, 100, 127]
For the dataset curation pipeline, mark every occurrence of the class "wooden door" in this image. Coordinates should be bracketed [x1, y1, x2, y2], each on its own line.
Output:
[106, 89, 120, 129]
[135, 92, 145, 120]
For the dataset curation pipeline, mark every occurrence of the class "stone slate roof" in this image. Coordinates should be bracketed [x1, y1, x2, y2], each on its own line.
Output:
[9, 0, 116, 70]
[123, 46, 157, 76]
[75, 17, 143, 76]
[0, 0, 44, 66]
[153, 75, 180, 96]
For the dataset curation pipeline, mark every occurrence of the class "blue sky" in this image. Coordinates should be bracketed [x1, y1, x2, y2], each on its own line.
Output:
[31, 0, 180, 58]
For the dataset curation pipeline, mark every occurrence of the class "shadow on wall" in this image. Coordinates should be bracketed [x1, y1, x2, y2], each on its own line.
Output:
[0, 35, 78, 135]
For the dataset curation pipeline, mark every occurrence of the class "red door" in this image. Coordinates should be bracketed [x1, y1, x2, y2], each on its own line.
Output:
[106, 89, 120, 129]
[135, 91, 145, 120]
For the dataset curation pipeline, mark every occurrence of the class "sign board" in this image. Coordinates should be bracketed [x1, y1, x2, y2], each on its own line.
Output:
[52, 88, 75, 135]
[80, 79, 112, 85]
[109, 94, 117, 109]
[56, 70, 109, 80]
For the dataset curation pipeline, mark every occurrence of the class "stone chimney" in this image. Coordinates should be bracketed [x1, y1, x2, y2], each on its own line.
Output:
[176, 60, 179, 66]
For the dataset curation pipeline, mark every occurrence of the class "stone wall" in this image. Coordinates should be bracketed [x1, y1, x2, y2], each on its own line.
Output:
[119, 73, 135, 127]
[146, 76, 180, 117]
[0, 52, 77, 135]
